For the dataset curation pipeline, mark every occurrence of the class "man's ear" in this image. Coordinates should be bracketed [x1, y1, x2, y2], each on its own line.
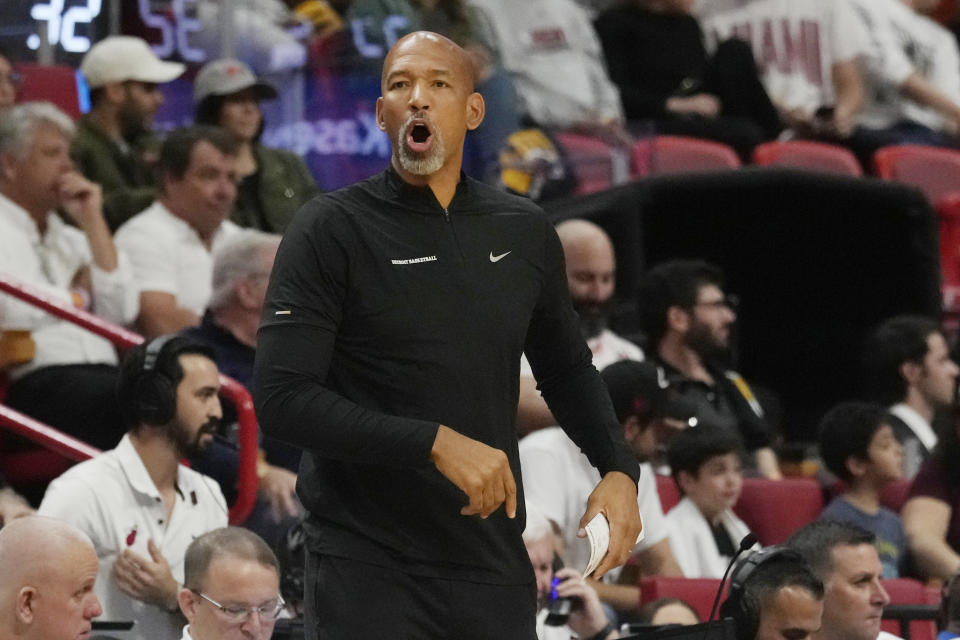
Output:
[15, 586, 36, 624]
[375, 97, 386, 132]
[623, 415, 640, 442]
[0, 151, 17, 184]
[178, 586, 197, 621]
[666, 305, 689, 334]
[465, 92, 485, 131]
[103, 81, 127, 106]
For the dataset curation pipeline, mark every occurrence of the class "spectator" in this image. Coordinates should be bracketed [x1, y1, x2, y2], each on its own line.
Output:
[637, 597, 701, 626]
[863, 315, 958, 479]
[845, 0, 960, 165]
[177, 527, 282, 640]
[902, 410, 960, 581]
[524, 502, 621, 640]
[194, 58, 319, 233]
[181, 229, 301, 545]
[517, 218, 643, 436]
[595, 0, 782, 160]
[73, 36, 185, 230]
[0, 102, 138, 450]
[470, 0, 632, 144]
[0, 516, 102, 640]
[665, 425, 756, 578]
[817, 402, 906, 578]
[38, 336, 229, 640]
[719, 547, 824, 640]
[0, 47, 19, 111]
[787, 521, 897, 640]
[638, 259, 781, 479]
[115, 126, 240, 340]
[703, 0, 868, 141]
[520, 359, 684, 618]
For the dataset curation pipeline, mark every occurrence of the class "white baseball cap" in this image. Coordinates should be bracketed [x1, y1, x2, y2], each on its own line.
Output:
[81, 36, 185, 89]
[193, 58, 277, 105]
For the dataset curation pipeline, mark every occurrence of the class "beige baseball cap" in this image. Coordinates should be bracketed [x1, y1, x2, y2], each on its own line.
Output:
[81, 36, 185, 89]
[193, 58, 278, 105]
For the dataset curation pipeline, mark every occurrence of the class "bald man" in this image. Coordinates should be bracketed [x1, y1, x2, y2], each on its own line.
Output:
[517, 218, 643, 436]
[0, 516, 102, 640]
[254, 32, 642, 638]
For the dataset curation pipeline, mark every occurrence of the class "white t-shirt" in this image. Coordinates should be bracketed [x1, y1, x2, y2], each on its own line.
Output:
[39, 435, 228, 640]
[470, 0, 624, 128]
[0, 193, 138, 379]
[520, 426, 669, 575]
[665, 496, 756, 579]
[847, 0, 960, 131]
[115, 201, 239, 317]
[704, 0, 871, 116]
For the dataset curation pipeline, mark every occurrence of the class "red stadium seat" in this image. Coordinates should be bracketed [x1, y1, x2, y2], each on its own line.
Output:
[15, 63, 83, 120]
[881, 578, 939, 640]
[656, 473, 681, 513]
[639, 576, 722, 622]
[753, 141, 862, 177]
[733, 478, 824, 545]
[874, 145, 960, 204]
[640, 135, 740, 176]
[552, 132, 621, 195]
[937, 194, 960, 311]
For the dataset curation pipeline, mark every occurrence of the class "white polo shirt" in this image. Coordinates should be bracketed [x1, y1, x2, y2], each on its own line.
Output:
[0, 193, 138, 379]
[520, 426, 669, 575]
[115, 201, 239, 317]
[39, 434, 228, 640]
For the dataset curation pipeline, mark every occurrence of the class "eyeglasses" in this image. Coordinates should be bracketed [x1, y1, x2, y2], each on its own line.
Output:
[194, 590, 285, 622]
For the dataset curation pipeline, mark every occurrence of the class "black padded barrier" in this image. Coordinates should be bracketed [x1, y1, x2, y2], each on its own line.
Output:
[545, 168, 942, 441]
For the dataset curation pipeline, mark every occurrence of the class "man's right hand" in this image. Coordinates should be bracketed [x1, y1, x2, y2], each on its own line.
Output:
[430, 425, 517, 519]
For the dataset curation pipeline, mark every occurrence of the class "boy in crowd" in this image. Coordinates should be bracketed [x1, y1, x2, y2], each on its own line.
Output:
[818, 402, 906, 578]
[665, 426, 756, 578]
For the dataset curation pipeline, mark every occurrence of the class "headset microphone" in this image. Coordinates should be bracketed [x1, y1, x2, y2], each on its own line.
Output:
[706, 533, 758, 625]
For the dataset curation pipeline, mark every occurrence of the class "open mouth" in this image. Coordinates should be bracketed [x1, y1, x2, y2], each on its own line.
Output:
[406, 121, 433, 153]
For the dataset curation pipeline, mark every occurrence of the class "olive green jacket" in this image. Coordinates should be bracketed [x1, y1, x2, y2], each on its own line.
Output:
[234, 144, 320, 233]
[71, 115, 158, 231]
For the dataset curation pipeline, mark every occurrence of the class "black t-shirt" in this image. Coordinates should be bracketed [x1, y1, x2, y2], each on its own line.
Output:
[254, 168, 639, 584]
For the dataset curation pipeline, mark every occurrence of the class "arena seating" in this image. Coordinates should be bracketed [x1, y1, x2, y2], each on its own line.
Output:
[641, 135, 740, 175]
[753, 140, 862, 177]
[874, 145, 960, 204]
[553, 131, 624, 196]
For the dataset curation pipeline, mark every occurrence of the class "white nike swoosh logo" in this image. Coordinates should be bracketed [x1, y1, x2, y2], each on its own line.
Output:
[489, 251, 511, 263]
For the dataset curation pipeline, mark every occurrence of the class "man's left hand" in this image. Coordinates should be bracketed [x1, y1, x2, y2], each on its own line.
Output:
[112, 539, 180, 611]
[578, 471, 641, 579]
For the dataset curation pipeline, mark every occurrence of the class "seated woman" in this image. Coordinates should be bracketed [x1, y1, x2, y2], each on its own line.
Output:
[194, 59, 319, 233]
[903, 410, 960, 581]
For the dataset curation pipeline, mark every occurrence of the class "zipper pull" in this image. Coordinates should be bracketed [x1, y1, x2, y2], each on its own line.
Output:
[442, 208, 450, 222]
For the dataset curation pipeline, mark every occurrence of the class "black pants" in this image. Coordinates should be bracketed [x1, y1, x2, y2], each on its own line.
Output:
[643, 39, 783, 161]
[6, 363, 124, 451]
[305, 552, 537, 639]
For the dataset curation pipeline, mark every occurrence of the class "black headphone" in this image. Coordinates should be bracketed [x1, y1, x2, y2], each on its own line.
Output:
[721, 546, 804, 640]
[135, 334, 180, 426]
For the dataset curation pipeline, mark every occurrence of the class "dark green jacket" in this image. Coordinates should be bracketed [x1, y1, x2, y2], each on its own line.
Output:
[71, 115, 158, 231]
[233, 144, 320, 233]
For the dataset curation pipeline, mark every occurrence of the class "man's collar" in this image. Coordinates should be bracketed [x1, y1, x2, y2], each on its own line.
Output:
[383, 165, 471, 212]
[0, 192, 58, 241]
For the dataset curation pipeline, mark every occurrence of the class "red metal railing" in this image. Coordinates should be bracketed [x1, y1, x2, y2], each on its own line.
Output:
[0, 274, 258, 524]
